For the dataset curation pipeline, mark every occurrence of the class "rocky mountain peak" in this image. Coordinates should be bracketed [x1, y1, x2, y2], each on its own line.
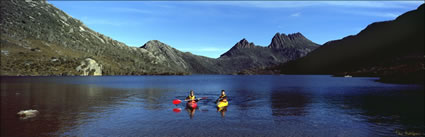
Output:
[219, 38, 257, 58]
[288, 32, 305, 39]
[268, 32, 318, 49]
[140, 40, 172, 51]
[234, 38, 255, 49]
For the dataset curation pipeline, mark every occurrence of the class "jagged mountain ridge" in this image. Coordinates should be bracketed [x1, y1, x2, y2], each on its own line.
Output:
[221, 33, 318, 58]
[0, 0, 319, 75]
[268, 32, 318, 49]
[218, 33, 319, 73]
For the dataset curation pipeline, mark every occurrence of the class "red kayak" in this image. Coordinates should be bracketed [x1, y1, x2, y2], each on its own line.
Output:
[186, 101, 197, 109]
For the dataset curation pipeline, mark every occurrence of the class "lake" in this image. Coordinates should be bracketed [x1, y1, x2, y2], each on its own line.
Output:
[1, 75, 423, 137]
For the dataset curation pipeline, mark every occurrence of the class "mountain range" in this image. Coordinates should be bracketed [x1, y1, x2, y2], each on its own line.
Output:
[218, 33, 318, 74]
[0, 0, 317, 76]
[0, 0, 423, 83]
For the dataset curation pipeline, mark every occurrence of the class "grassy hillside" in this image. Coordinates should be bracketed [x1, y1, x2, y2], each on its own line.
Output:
[0, 0, 192, 75]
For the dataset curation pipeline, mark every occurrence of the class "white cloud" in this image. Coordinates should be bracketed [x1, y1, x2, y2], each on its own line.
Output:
[368, 12, 399, 18]
[320, 1, 418, 9]
[291, 12, 301, 17]
[341, 10, 402, 18]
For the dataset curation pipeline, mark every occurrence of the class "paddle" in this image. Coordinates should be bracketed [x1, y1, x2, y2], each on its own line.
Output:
[173, 97, 207, 105]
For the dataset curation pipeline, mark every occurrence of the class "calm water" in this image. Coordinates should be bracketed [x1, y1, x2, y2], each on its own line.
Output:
[1, 75, 424, 137]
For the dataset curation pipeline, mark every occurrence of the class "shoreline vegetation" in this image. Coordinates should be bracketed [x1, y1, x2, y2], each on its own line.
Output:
[0, 0, 423, 84]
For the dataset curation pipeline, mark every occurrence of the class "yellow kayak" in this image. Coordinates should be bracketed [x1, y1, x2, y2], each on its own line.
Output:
[217, 101, 228, 107]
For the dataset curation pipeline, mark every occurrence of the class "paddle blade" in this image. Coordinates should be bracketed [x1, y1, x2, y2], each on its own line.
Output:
[173, 99, 182, 105]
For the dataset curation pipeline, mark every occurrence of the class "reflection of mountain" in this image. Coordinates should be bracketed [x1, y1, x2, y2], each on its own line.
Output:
[134, 88, 169, 110]
[0, 78, 130, 137]
[270, 90, 310, 117]
[337, 90, 424, 135]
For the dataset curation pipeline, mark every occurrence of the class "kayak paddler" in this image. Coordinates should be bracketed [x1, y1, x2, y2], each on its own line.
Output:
[216, 90, 227, 103]
[184, 90, 198, 102]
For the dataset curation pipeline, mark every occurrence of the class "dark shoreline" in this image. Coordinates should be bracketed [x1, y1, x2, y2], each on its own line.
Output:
[1, 73, 423, 85]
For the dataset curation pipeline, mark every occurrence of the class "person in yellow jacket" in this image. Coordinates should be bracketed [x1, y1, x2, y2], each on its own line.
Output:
[216, 90, 228, 103]
[184, 90, 197, 102]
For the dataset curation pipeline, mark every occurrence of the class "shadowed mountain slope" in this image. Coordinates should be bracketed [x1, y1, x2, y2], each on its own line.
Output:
[273, 4, 424, 83]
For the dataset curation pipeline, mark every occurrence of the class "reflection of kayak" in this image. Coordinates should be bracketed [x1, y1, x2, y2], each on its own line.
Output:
[186, 101, 197, 109]
[217, 101, 228, 108]
[173, 108, 182, 113]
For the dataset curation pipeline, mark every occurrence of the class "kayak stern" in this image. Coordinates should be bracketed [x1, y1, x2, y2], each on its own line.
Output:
[217, 101, 228, 108]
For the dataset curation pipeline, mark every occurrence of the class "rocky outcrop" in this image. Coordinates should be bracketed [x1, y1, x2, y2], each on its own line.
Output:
[140, 40, 187, 67]
[76, 58, 102, 76]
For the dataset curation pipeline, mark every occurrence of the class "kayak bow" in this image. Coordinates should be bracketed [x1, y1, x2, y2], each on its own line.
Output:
[186, 101, 197, 109]
[217, 101, 228, 108]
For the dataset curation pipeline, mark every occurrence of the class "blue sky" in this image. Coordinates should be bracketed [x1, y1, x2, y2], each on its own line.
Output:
[49, 1, 424, 58]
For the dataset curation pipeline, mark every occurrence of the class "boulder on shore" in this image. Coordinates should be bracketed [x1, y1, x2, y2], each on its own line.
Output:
[76, 58, 102, 76]
[17, 109, 39, 119]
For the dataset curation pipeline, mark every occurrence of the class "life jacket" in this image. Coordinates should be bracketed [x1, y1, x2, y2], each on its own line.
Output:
[219, 94, 227, 101]
[188, 95, 196, 100]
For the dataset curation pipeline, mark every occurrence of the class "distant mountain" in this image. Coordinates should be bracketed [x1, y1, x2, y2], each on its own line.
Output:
[268, 32, 319, 49]
[219, 33, 318, 74]
[0, 0, 319, 76]
[271, 3, 424, 83]
[220, 39, 257, 57]
[139, 40, 219, 74]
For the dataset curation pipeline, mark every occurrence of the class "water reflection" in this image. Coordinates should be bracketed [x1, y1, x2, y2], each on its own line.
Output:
[1, 77, 130, 137]
[338, 89, 425, 136]
[270, 89, 310, 117]
[217, 107, 227, 118]
[173, 108, 182, 113]
[132, 88, 169, 110]
[1, 76, 423, 137]
[185, 107, 196, 119]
